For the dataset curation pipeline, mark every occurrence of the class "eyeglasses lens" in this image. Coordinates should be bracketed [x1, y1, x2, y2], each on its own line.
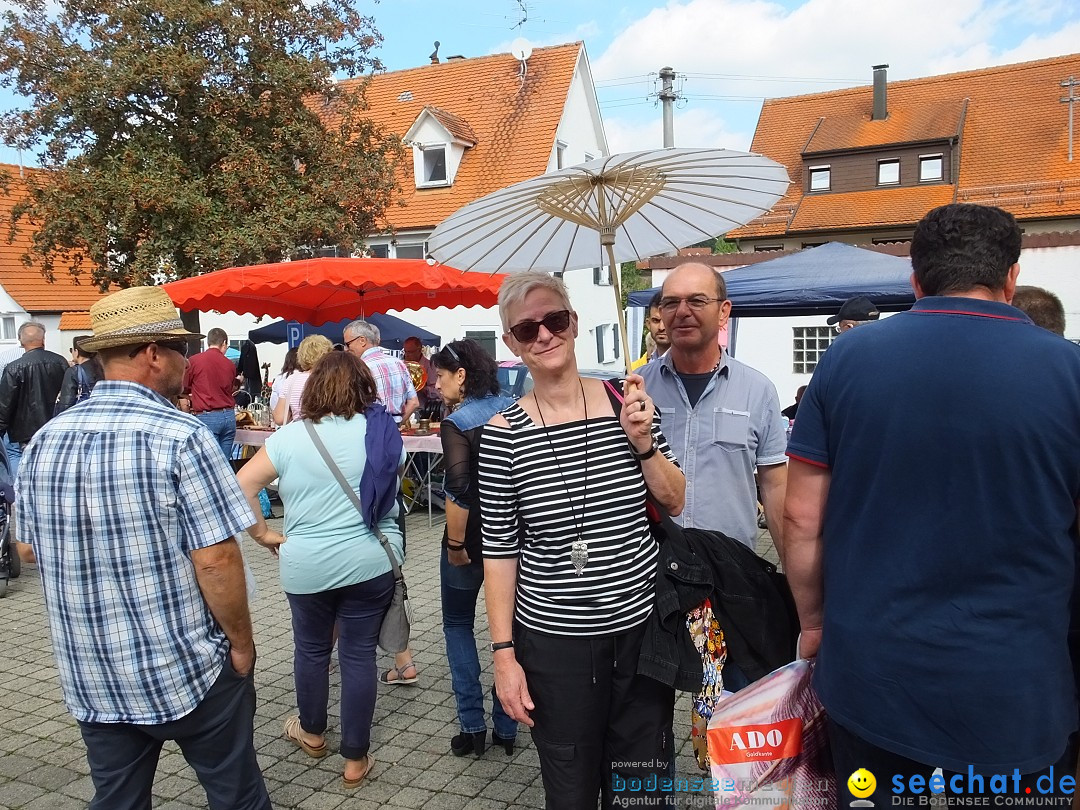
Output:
[509, 310, 571, 343]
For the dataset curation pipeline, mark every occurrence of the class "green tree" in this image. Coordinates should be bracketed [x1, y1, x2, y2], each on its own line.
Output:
[713, 237, 739, 253]
[0, 0, 402, 288]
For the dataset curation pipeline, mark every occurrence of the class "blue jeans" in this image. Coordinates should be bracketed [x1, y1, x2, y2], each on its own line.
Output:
[195, 409, 236, 461]
[286, 573, 394, 760]
[441, 553, 516, 739]
[78, 661, 270, 810]
[3, 435, 21, 478]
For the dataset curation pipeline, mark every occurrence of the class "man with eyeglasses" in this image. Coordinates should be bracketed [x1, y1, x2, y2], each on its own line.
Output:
[15, 286, 270, 810]
[631, 291, 671, 371]
[826, 296, 880, 333]
[343, 320, 419, 428]
[639, 262, 789, 562]
[183, 327, 239, 459]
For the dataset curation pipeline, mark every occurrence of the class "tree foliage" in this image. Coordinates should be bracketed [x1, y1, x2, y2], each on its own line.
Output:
[0, 0, 402, 288]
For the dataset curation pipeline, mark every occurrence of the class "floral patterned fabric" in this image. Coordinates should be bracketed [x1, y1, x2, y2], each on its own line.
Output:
[687, 598, 727, 771]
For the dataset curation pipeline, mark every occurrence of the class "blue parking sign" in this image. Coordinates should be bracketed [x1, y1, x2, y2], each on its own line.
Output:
[287, 322, 304, 349]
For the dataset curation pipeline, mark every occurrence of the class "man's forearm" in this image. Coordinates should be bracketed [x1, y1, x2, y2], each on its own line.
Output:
[401, 397, 419, 425]
[759, 462, 788, 556]
[781, 460, 829, 631]
[192, 538, 254, 652]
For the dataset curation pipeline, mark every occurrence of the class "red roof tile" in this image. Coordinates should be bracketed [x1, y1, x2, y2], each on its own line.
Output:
[732, 53, 1080, 239]
[58, 312, 91, 329]
[329, 43, 582, 233]
[0, 165, 107, 313]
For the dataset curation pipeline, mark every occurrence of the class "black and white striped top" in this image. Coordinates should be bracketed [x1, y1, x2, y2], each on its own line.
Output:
[479, 402, 677, 636]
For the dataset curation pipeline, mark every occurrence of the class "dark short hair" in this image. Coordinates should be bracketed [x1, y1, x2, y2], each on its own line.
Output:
[430, 339, 500, 399]
[911, 204, 1021, 296]
[206, 327, 229, 347]
[300, 351, 378, 421]
[648, 290, 663, 312]
[1012, 285, 1066, 336]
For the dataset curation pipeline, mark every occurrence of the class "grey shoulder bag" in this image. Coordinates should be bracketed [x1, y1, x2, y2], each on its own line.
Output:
[304, 420, 411, 653]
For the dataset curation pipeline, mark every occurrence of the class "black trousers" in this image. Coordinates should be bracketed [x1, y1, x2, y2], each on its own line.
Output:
[516, 620, 676, 810]
[829, 718, 1075, 809]
[78, 660, 270, 810]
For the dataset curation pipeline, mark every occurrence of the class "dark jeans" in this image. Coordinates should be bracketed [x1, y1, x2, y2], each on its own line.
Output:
[441, 553, 516, 738]
[286, 573, 394, 759]
[516, 620, 675, 810]
[829, 718, 1075, 809]
[78, 659, 270, 810]
[195, 409, 236, 461]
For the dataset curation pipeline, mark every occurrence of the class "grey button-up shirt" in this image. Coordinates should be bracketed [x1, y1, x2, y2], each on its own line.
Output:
[639, 351, 787, 547]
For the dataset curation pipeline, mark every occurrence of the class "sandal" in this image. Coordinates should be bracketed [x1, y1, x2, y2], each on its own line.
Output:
[378, 660, 418, 686]
[342, 754, 375, 789]
[283, 715, 328, 759]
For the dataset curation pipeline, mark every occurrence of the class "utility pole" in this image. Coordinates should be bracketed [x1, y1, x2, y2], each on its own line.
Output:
[659, 66, 677, 148]
[1062, 76, 1079, 162]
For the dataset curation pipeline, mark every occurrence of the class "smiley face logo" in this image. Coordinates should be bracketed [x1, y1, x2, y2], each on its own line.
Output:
[847, 768, 877, 799]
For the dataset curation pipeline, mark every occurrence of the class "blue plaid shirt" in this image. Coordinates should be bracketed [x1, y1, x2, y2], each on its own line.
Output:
[16, 381, 255, 724]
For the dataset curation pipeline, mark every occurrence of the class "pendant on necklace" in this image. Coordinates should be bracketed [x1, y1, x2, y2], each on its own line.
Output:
[570, 539, 589, 576]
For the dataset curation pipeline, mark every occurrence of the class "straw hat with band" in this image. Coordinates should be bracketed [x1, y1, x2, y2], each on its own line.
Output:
[80, 286, 204, 352]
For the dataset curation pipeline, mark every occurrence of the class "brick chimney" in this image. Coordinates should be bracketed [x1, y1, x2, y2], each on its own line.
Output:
[872, 64, 889, 121]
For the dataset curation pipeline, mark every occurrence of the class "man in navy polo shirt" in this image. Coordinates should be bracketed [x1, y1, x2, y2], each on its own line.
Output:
[784, 204, 1080, 804]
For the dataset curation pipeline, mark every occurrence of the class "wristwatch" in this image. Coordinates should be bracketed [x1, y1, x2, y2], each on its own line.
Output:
[490, 640, 515, 652]
[629, 437, 659, 460]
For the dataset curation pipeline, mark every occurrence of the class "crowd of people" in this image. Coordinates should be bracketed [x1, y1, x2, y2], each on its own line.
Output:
[4, 202, 1080, 810]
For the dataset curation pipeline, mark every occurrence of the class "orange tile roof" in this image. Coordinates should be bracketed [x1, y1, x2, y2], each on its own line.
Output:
[58, 311, 91, 329]
[424, 106, 477, 144]
[789, 185, 957, 231]
[732, 53, 1080, 239]
[0, 164, 107, 313]
[330, 43, 582, 233]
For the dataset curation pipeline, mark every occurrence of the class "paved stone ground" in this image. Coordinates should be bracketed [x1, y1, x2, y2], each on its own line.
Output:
[0, 510, 780, 810]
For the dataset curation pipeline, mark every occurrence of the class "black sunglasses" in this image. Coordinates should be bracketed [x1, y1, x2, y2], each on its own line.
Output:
[508, 309, 572, 344]
[128, 340, 189, 359]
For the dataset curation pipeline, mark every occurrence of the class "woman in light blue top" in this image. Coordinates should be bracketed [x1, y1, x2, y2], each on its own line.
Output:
[238, 351, 404, 790]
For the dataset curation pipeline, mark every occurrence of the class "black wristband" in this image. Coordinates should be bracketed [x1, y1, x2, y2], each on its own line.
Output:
[630, 437, 659, 460]
[446, 541, 466, 550]
[490, 640, 515, 652]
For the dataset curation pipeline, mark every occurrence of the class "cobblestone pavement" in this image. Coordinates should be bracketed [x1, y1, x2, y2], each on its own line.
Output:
[0, 509, 780, 810]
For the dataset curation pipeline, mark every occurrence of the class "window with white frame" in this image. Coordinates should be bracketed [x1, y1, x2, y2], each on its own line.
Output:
[808, 165, 831, 191]
[595, 323, 621, 364]
[421, 145, 448, 185]
[919, 154, 943, 182]
[556, 140, 567, 170]
[877, 159, 900, 186]
[1, 317, 15, 341]
[584, 152, 595, 163]
[366, 243, 390, 259]
[593, 266, 612, 286]
[793, 326, 835, 374]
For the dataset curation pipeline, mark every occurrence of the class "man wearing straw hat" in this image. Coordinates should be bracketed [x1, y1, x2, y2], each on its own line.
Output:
[14, 286, 270, 810]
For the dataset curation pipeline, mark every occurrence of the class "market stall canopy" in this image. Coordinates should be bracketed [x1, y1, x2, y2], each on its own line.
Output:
[628, 242, 915, 317]
[163, 257, 504, 326]
[248, 314, 439, 351]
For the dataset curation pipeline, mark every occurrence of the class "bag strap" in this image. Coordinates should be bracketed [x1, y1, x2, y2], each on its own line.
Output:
[303, 419, 402, 579]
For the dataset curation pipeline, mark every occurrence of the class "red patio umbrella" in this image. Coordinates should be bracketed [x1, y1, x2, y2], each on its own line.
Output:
[163, 257, 504, 326]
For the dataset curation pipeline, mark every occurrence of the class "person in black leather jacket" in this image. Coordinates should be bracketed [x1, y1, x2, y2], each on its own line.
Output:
[0, 321, 68, 465]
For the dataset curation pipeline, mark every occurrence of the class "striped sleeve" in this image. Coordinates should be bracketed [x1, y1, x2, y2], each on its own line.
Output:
[479, 423, 522, 559]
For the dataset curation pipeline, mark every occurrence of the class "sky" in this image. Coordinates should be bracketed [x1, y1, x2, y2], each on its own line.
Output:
[1, 0, 1080, 165]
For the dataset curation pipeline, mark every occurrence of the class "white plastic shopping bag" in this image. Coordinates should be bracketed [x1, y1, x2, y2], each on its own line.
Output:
[707, 658, 836, 809]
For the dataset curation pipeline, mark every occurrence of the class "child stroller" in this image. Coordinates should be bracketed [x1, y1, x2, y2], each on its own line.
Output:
[0, 442, 18, 598]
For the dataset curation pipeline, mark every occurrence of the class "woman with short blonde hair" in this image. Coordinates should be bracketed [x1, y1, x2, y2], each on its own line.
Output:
[273, 335, 333, 425]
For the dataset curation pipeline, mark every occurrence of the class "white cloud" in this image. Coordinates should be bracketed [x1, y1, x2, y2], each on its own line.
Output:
[488, 21, 601, 56]
[604, 106, 753, 152]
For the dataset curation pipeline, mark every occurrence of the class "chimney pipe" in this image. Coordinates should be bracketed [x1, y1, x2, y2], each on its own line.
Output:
[872, 64, 888, 121]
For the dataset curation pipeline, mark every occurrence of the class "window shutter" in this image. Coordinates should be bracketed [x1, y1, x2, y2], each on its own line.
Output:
[595, 326, 605, 362]
[593, 267, 601, 285]
[613, 324, 620, 359]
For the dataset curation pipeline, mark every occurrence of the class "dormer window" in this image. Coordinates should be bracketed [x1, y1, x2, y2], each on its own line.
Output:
[877, 159, 900, 186]
[403, 105, 477, 190]
[919, 154, 943, 182]
[422, 145, 448, 185]
[809, 165, 831, 191]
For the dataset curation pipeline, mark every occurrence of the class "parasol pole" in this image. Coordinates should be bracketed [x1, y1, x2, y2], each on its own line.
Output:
[594, 183, 634, 377]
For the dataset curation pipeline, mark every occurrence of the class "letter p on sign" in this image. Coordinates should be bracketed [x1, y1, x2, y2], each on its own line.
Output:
[708, 719, 803, 764]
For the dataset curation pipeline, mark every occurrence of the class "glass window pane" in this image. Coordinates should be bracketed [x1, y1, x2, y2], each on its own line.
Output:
[424, 147, 447, 182]
[2, 317, 14, 340]
[878, 160, 900, 185]
[810, 168, 830, 191]
[920, 156, 943, 181]
[395, 243, 425, 259]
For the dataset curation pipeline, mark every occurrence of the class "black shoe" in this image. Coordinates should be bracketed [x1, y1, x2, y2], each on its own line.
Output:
[450, 730, 487, 757]
[491, 731, 515, 755]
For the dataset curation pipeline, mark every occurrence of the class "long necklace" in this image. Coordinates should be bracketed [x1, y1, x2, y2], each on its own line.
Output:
[533, 378, 590, 575]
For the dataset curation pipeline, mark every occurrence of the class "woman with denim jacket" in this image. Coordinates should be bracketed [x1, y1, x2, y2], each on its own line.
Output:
[430, 339, 518, 758]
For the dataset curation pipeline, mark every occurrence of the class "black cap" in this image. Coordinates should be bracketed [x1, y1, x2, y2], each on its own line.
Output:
[827, 296, 880, 325]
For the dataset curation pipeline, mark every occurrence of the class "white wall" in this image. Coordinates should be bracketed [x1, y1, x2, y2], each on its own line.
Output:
[1013, 243, 1080, 339]
[548, 54, 607, 170]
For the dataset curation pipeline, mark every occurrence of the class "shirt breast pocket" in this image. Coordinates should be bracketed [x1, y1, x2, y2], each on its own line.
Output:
[713, 408, 750, 451]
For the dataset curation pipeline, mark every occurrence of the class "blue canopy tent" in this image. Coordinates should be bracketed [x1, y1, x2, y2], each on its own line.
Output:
[628, 242, 916, 317]
[248, 313, 440, 351]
